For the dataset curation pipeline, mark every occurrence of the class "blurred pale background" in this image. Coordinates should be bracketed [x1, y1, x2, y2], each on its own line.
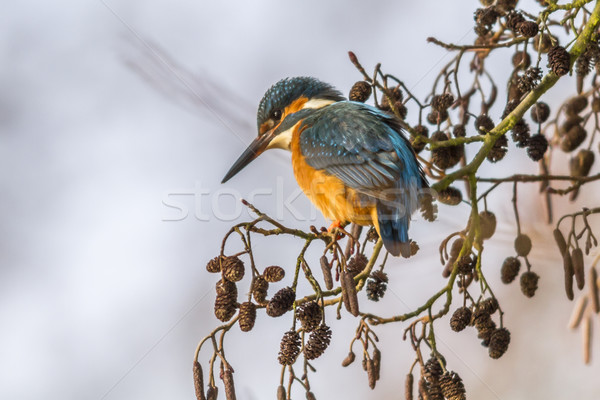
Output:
[1, 0, 598, 399]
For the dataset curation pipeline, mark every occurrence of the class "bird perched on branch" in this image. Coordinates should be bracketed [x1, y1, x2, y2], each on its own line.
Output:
[222, 77, 427, 257]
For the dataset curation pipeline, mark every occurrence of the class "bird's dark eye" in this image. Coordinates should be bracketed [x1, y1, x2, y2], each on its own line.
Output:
[271, 109, 282, 121]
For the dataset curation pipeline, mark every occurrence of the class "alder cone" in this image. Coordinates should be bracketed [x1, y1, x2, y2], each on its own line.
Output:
[304, 324, 332, 360]
[222, 256, 245, 282]
[349, 81, 371, 102]
[521, 271, 539, 297]
[438, 187, 462, 205]
[501, 257, 521, 284]
[514, 234, 532, 257]
[479, 211, 497, 240]
[214, 279, 238, 322]
[263, 266, 285, 283]
[489, 328, 511, 359]
[266, 287, 295, 317]
[450, 307, 471, 332]
[278, 330, 301, 365]
[296, 301, 323, 332]
[238, 302, 257, 332]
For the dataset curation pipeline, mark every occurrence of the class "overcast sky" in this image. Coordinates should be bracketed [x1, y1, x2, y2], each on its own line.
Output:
[1, 1, 598, 399]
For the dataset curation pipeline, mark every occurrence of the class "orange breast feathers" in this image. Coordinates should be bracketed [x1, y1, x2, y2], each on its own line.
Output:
[290, 125, 377, 226]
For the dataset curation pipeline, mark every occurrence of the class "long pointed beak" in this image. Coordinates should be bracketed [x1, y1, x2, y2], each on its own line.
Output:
[221, 130, 274, 183]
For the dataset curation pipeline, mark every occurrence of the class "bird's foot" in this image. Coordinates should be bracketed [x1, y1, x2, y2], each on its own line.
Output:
[327, 220, 350, 241]
[327, 220, 344, 232]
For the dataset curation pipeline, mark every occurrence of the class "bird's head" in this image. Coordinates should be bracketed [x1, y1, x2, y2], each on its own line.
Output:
[222, 77, 344, 183]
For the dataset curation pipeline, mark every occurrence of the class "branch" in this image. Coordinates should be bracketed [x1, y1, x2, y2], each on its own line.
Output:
[427, 36, 527, 51]
[546, 0, 594, 11]
[433, 0, 600, 192]
[477, 172, 600, 183]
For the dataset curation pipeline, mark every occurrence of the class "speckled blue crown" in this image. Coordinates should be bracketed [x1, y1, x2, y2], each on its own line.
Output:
[256, 77, 344, 130]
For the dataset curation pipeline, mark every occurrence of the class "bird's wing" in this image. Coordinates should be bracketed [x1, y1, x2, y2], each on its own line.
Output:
[299, 101, 425, 200]
[300, 101, 427, 257]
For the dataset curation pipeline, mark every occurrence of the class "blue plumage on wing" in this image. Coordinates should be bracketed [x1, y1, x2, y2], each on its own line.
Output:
[226, 75, 425, 257]
[299, 101, 426, 192]
[298, 100, 427, 257]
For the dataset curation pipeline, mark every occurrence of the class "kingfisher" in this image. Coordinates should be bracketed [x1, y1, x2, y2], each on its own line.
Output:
[222, 77, 427, 257]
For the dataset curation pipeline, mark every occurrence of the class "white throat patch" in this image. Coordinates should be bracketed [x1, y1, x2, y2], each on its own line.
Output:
[302, 98, 336, 109]
[266, 98, 336, 151]
[266, 126, 295, 150]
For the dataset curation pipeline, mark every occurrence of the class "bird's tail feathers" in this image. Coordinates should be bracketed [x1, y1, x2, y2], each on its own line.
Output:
[375, 203, 411, 258]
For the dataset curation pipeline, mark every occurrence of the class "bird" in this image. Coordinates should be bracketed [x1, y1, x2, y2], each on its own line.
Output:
[222, 77, 428, 257]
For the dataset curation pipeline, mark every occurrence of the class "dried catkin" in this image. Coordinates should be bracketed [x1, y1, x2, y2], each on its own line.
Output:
[564, 253, 575, 301]
[277, 385, 286, 400]
[553, 229, 568, 255]
[320, 256, 333, 290]
[372, 349, 381, 381]
[366, 359, 376, 389]
[583, 316, 592, 364]
[193, 361, 206, 400]
[341, 270, 359, 316]
[590, 267, 599, 313]
[342, 351, 356, 367]
[405, 373, 414, 400]
[571, 248, 585, 290]
[206, 386, 218, 400]
[222, 368, 237, 400]
[568, 297, 588, 329]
